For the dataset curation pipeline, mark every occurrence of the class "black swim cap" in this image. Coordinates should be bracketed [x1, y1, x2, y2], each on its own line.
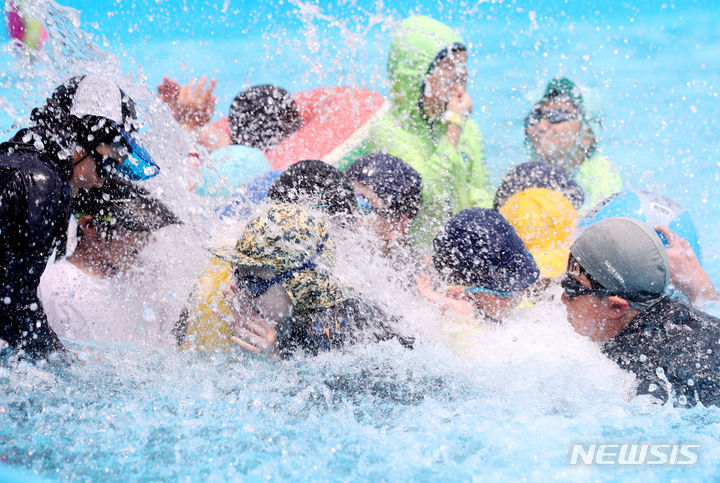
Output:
[345, 154, 423, 220]
[266, 160, 355, 216]
[228, 85, 303, 150]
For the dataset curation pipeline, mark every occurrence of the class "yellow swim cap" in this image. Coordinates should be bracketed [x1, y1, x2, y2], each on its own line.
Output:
[499, 188, 577, 279]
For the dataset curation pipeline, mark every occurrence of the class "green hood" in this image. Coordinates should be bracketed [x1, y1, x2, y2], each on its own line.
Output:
[387, 16, 465, 125]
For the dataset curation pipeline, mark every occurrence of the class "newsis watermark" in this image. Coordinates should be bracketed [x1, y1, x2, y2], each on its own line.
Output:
[569, 442, 700, 466]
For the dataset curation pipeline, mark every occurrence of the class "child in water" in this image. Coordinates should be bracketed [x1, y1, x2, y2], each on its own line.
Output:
[174, 204, 413, 357]
[363, 16, 493, 247]
[524, 76, 622, 211]
[418, 208, 540, 325]
[38, 178, 180, 343]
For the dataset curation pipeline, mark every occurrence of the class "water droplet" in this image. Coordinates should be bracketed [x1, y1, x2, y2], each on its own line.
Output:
[142, 305, 156, 322]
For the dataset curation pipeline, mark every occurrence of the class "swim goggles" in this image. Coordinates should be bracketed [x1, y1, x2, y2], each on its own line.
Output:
[356, 194, 395, 219]
[525, 108, 579, 127]
[461, 285, 515, 299]
[73, 146, 122, 179]
[356, 194, 375, 215]
[560, 275, 617, 299]
[235, 233, 329, 298]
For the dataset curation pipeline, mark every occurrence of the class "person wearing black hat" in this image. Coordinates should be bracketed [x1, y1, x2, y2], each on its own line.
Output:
[38, 177, 179, 343]
[493, 160, 584, 212]
[423, 208, 540, 324]
[266, 160, 356, 218]
[0, 74, 160, 358]
[345, 154, 423, 255]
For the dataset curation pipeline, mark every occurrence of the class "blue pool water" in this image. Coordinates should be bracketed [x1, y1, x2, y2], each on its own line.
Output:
[3, 0, 720, 480]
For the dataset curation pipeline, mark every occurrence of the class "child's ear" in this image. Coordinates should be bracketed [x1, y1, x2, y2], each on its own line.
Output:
[76, 216, 98, 238]
[582, 125, 597, 150]
[605, 295, 631, 319]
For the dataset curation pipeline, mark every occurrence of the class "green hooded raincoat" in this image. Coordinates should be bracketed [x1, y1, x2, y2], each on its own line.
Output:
[365, 16, 493, 246]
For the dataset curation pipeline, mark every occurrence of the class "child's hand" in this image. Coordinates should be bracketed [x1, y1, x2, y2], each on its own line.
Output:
[446, 90, 472, 119]
[415, 274, 476, 325]
[230, 319, 278, 355]
[444, 90, 472, 147]
[157, 76, 181, 119]
[215, 283, 279, 356]
[176, 76, 218, 129]
[656, 225, 718, 304]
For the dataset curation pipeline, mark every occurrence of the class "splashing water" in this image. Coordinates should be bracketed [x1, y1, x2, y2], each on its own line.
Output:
[3, 0, 720, 480]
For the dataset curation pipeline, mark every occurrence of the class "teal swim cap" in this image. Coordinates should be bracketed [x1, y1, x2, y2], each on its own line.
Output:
[526, 76, 604, 145]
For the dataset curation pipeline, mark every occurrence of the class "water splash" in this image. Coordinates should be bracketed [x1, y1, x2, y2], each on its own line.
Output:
[3, 1, 720, 480]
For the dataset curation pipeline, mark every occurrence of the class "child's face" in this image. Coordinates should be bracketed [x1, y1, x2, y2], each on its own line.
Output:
[525, 99, 583, 164]
[76, 219, 151, 274]
[464, 291, 518, 320]
[422, 50, 468, 120]
[353, 182, 410, 254]
[233, 266, 294, 325]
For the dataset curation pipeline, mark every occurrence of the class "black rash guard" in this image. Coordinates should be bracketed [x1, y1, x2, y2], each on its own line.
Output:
[276, 297, 414, 358]
[603, 296, 720, 407]
[0, 129, 71, 357]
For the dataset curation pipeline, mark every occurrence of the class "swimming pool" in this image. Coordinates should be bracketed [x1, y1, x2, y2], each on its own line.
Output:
[2, 0, 720, 480]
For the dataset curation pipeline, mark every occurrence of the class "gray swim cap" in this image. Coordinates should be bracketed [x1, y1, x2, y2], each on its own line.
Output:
[570, 217, 669, 305]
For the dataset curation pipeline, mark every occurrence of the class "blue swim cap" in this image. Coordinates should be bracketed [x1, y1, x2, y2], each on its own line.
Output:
[195, 145, 270, 197]
[580, 190, 702, 262]
[216, 170, 282, 221]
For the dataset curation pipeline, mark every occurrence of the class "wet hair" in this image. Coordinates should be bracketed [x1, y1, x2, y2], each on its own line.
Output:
[228, 85, 303, 150]
[266, 160, 355, 216]
[429, 43, 467, 73]
[493, 161, 584, 211]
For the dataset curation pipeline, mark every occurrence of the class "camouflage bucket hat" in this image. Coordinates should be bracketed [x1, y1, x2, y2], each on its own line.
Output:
[212, 203, 344, 314]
